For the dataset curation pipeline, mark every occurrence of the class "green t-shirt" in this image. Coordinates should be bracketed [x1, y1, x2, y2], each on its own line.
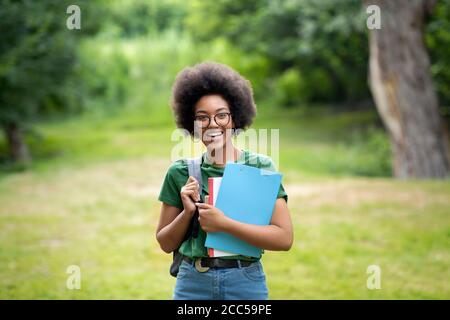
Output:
[157, 149, 288, 261]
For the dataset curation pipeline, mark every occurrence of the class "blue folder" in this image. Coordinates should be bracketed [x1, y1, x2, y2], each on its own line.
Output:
[205, 162, 282, 258]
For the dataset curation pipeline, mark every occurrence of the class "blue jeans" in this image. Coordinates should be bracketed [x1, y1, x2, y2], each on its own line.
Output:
[173, 260, 269, 300]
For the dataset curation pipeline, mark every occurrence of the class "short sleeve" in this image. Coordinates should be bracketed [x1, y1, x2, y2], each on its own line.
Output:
[259, 156, 288, 204]
[157, 161, 185, 209]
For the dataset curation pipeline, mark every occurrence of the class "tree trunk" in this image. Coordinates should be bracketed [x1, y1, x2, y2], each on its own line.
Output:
[3, 122, 31, 164]
[367, 0, 450, 178]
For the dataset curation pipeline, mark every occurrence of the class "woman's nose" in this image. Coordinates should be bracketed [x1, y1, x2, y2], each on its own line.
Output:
[209, 118, 220, 127]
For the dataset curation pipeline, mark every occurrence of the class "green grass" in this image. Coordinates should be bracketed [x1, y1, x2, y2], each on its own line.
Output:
[0, 105, 449, 299]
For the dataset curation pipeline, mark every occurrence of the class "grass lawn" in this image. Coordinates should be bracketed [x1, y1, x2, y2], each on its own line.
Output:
[0, 105, 449, 299]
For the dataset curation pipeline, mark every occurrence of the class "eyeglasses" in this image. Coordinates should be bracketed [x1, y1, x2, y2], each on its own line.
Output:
[194, 112, 231, 128]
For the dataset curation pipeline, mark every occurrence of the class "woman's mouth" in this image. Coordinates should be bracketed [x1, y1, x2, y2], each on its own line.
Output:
[205, 130, 224, 141]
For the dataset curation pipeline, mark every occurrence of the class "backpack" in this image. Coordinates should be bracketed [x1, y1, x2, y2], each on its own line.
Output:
[169, 154, 204, 277]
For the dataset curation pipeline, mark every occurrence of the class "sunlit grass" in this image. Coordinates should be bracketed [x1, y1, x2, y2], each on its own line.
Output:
[1, 155, 449, 299]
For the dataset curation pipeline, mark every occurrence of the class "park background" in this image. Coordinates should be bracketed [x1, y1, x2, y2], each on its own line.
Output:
[0, 0, 449, 299]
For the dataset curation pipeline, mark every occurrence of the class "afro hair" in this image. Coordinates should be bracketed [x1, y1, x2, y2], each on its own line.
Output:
[171, 61, 257, 135]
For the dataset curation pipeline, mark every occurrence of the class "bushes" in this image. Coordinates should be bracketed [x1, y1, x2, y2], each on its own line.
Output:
[76, 32, 272, 117]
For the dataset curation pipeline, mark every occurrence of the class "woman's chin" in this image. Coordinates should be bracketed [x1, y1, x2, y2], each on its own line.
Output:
[205, 138, 226, 150]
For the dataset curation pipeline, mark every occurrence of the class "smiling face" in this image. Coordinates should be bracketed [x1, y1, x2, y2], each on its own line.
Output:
[194, 94, 235, 150]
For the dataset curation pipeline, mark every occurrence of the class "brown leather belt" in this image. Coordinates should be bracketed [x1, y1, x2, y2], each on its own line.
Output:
[183, 256, 254, 271]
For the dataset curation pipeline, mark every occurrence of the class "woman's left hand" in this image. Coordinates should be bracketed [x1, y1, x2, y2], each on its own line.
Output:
[195, 201, 230, 233]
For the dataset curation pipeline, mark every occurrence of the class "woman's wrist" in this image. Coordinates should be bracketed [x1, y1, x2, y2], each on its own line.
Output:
[221, 216, 236, 233]
[182, 207, 196, 219]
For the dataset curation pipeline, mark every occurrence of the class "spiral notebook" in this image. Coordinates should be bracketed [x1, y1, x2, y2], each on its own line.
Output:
[205, 162, 282, 258]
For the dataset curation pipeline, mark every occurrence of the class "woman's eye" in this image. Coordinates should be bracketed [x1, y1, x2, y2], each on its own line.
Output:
[195, 116, 208, 121]
[217, 113, 228, 119]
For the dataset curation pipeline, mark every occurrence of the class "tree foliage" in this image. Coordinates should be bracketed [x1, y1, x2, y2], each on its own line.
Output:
[0, 0, 103, 127]
[186, 0, 369, 104]
[426, 0, 450, 111]
[186, 0, 450, 108]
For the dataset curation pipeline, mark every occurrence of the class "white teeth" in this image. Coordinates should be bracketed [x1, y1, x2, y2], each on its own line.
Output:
[207, 132, 223, 137]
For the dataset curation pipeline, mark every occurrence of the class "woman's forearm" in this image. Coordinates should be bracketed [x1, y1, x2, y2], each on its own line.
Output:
[222, 218, 293, 251]
[156, 209, 194, 253]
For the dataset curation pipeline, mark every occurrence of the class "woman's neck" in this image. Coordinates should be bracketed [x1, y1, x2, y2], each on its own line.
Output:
[207, 144, 240, 168]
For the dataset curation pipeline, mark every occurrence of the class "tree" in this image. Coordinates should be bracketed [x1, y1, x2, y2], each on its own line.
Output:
[0, 0, 101, 164]
[367, 0, 450, 178]
[185, 0, 370, 104]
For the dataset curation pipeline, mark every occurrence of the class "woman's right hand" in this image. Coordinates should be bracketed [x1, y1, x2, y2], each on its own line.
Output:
[180, 176, 200, 216]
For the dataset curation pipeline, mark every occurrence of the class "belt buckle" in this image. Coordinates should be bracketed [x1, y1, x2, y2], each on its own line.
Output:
[194, 258, 210, 273]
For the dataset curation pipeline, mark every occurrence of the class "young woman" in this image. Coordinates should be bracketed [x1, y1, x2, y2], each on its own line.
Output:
[156, 62, 293, 300]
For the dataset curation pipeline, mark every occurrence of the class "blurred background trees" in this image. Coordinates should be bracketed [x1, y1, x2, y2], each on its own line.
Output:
[186, 0, 370, 105]
[0, 0, 449, 177]
[0, 0, 102, 164]
[367, 0, 449, 178]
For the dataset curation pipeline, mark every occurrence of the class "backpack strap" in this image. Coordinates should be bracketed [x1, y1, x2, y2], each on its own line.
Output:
[170, 153, 205, 277]
[187, 155, 203, 199]
[186, 153, 205, 239]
